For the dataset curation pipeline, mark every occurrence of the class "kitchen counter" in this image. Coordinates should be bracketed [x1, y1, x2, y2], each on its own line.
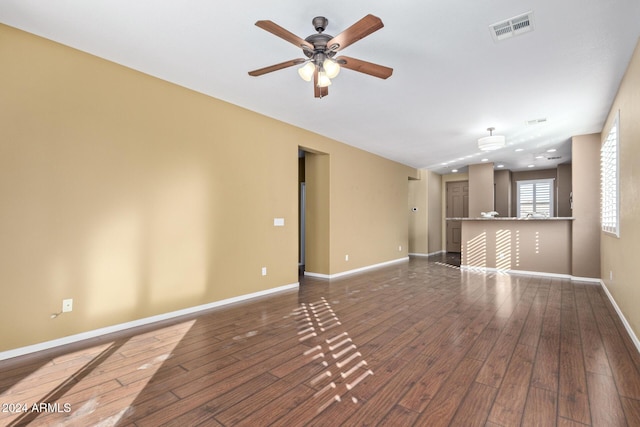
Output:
[447, 217, 574, 221]
[456, 217, 573, 275]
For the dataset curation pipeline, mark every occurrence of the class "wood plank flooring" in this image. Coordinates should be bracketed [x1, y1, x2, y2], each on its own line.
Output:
[2, 255, 640, 426]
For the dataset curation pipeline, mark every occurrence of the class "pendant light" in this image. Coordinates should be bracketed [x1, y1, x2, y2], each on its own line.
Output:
[478, 127, 506, 151]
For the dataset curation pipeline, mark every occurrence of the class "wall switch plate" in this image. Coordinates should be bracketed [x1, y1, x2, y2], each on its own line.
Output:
[62, 298, 73, 313]
[273, 218, 285, 226]
[345, 254, 349, 261]
[262, 267, 267, 276]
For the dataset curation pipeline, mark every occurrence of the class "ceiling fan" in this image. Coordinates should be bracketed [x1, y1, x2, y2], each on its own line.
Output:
[248, 14, 393, 98]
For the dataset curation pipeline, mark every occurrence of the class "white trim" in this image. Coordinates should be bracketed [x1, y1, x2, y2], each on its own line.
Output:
[599, 279, 640, 354]
[304, 257, 409, 279]
[0, 282, 299, 361]
[461, 265, 571, 279]
[460, 265, 600, 283]
[302, 271, 331, 279]
[409, 250, 445, 257]
[570, 276, 602, 284]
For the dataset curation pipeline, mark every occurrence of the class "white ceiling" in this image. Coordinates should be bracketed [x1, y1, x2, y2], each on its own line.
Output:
[2, 1, 640, 173]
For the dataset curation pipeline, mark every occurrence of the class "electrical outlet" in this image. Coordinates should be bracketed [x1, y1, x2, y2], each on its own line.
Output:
[398, 245, 402, 251]
[345, 254, 349, 261]
[261, 267, 267, 276]
[610, 270, 613, 281]
[62, 298, 73, 313]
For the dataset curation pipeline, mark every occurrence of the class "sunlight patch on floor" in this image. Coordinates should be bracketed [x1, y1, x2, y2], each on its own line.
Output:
[291, 297, 373, 414]
[0, 320, 196, 426]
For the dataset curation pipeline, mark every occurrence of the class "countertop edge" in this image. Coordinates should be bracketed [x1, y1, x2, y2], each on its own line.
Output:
[446, 217, 575, 221]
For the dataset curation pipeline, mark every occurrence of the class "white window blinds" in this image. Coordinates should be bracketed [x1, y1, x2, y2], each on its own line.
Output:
[601, 112, 620, 236]
[517, 179, 554, 217]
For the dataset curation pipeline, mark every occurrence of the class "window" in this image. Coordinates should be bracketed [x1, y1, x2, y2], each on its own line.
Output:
[601, 111, 620, 236]
[517, 179, 554, 217]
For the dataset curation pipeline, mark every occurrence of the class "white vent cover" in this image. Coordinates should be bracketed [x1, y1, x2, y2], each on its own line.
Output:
[526, 117, 547, 126]
[490, 11, 534, 42]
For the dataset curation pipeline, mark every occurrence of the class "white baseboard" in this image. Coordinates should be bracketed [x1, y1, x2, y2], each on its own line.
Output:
[0, 282, 299, 362]
[305, 257, 409, 279]
[460, 265, 603, 283]
[303, 271, 331, 278]
[409, 250, 445, 257]
[460, 265, 572, 280]
[570, 276, 602, 284]
[599, 280, 640, 355]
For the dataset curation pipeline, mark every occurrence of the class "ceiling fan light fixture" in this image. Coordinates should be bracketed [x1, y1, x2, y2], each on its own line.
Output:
[317, 70, 332, 87]
[323, 58, 341, 78]
[298, 62, 315, 82]
[249, 14, 393, 98]
[478, 127, 506, 151]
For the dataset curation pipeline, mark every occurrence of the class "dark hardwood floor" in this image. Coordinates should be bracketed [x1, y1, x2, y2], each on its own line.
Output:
[2, 256, 640, 426]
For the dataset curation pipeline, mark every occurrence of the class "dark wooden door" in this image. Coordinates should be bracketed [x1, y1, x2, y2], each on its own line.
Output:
[446, 181, 469, 252]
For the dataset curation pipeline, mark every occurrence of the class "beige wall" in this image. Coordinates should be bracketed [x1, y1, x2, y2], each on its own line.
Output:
[428, 171, 443, 253]
[0, 24, 415, 351]
[303, 151, 330, 274]
[408, 169, 442, 255]
[408, 172, 428, 255]
[494, 169, 512, 217]
[600, 38, 640, 340]
[468, 163, 494, 217]
[571, 134, 601, 279]
[557, 164, 573, 217]
[328, 144, 413, 273]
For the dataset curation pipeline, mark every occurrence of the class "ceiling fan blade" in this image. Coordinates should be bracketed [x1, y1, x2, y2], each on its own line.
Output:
[313, 69, 329, 98]
[248, 59, 306, 77]
[315, 85, 329, 98]
[337, 56, 393, 79]
[327, 14, 384, 51]
[255, 20, 314, 51]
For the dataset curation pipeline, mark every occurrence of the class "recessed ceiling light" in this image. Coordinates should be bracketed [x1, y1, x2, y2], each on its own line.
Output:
[535, 155, 544, 159]
[547, 148, 557, 152]
[528, 164, 535, 168]
[497, 164, 505, 168]
[515, 148, 524, 152]
[452, 169, 458, 173]
[481, 158, 489, 162]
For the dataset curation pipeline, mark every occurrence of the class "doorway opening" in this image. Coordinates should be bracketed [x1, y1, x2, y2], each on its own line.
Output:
[298, 147, 330, 277]
[298, 150, 306, 275]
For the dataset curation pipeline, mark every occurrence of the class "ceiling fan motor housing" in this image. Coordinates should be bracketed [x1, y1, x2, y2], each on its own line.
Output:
[303, 33, 335, 58]
[312, 16, 328, 33]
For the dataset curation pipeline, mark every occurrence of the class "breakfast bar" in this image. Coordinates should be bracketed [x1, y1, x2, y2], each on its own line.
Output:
[448, 217, 575, 275]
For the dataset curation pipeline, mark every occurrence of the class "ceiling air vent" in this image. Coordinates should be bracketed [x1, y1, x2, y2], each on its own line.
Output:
[490, 11, 534, 42]
[526, 117, 547, 126]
